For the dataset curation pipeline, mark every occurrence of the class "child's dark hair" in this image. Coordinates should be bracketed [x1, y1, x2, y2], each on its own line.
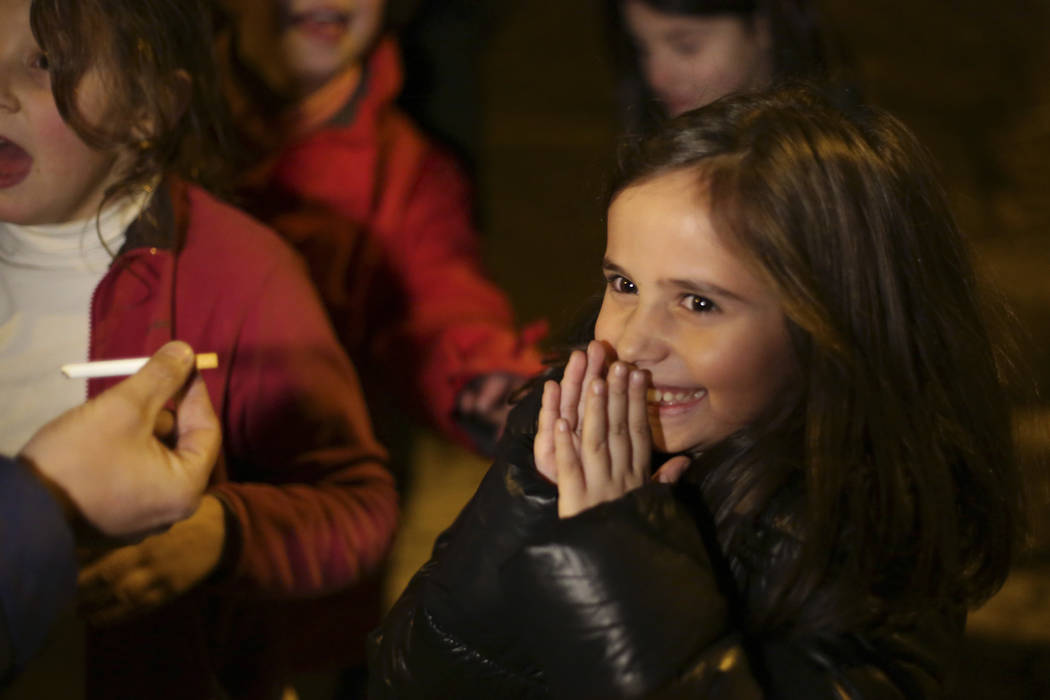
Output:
[612, 84, 1025, 634]
[30, 0, 234, 203]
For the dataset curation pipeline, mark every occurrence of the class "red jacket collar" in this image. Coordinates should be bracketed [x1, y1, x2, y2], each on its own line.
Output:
[311, 36, 403, 137]
[115, 178, 189, 257]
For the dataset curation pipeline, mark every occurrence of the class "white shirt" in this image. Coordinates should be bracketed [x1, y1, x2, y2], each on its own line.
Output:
[0, 192, 151, 454]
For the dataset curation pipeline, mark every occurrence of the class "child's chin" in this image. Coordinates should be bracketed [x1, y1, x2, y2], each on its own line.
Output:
[650, 429, 699, 456]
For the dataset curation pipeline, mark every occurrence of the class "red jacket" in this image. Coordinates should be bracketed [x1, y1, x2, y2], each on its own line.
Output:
[84, 181, 398, 698]
[237, 39, 545, 448]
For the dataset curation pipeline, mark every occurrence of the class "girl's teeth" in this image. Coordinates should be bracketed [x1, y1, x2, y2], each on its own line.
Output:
[646, 388, 705, 404]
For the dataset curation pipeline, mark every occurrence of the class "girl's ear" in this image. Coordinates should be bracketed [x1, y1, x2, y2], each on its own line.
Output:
[131, 69, 192, 143]
[167, 69, 192, 122]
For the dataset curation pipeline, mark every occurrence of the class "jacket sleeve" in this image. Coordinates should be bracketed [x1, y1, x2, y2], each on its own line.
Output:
[368, 391, 557, 698]
[0, 456, 76, 686]
[501, 483, 964, 699]
[369, 147, 545, 445]
[207, 250, 398, 597]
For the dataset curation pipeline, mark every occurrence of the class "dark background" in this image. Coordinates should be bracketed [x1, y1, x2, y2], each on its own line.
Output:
[395, 0, 1050, 383]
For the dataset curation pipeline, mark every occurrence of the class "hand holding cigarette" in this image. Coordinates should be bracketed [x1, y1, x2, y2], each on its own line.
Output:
[20, 342, 221, 536]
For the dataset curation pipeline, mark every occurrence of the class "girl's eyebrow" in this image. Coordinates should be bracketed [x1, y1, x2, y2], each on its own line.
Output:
[602, 258, 749, 303]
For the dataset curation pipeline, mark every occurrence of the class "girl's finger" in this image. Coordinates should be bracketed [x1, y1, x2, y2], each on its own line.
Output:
[652, 455, 692, 484]
[580, 377, 611, 482]
[538, 379, 560, 434]
[579, 341, 610, 413]
[534, 380, 561, 483]
[606, 362, 632, 481]
[628, 369, 653, 477]
[555, 418, 586, 518]
[559, 350, 587, 431]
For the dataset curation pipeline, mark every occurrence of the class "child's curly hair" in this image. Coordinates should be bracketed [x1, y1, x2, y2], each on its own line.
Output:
[30, 0, 235, 204]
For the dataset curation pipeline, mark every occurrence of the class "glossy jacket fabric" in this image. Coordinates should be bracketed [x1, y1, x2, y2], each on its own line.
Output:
[82, 181, 398, 698]
[234, 38, 545, 450]
[368, 383, 965, 698]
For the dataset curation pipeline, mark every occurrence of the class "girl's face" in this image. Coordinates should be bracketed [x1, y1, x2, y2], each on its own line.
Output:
[595, 168, 796, 454]
[0, 0, 124, 225]
[623, 0, 772, 116]
[221, 0, 386, 97]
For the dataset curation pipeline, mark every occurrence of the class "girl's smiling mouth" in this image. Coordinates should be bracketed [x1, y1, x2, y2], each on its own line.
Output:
[288, 9, 352, 42]
[647, 385, 707, 415]
[0, 137, 32, 189]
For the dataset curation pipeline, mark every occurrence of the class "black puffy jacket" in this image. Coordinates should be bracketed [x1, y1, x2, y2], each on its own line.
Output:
[368, 386, 964, 698]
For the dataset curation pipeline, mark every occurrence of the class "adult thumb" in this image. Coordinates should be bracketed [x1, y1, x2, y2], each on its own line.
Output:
[116, 341, 197, 417]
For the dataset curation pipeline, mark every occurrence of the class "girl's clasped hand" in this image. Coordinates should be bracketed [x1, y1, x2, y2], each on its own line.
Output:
[535, 340, 690, 518]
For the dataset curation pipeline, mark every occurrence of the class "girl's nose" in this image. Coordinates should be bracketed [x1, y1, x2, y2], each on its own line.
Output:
[0, 77, 18, 113]
[612, 305, 668, 366]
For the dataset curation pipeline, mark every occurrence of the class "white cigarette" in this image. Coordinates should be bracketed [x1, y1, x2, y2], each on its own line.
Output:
[61, 353, 219, 379]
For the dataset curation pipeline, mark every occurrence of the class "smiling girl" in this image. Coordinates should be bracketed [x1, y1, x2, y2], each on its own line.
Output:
[0, 0, 396, 697]
[368, 85, 1024, 697]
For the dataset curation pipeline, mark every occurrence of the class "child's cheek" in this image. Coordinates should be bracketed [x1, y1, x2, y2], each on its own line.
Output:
[39, 116, 84, 149]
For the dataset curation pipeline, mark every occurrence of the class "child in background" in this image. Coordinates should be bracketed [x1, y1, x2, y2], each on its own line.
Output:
[606, 0, 834, 134]
[215, 0, 545, 456]
[0, 0, 396, 697]
[369, 85, 1025, 697]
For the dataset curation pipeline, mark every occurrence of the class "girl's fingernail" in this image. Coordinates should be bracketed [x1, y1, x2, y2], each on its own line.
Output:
[613, 362, 627, 377]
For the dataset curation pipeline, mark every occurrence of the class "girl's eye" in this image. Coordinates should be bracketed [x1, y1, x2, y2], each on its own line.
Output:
[670, 40, 701, 57]
[607, 274, 637, 294]
[684, 294, 717, 313]
[30, 52, 50, 71]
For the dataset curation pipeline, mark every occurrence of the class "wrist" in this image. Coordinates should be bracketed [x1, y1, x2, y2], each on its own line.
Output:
[200, 492, 240, 584]
[18, 454, 79, 526]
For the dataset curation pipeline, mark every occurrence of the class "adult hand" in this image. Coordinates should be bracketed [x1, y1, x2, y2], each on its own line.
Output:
[554, 359, 690, 518]
[77, 494, 226, 626]
[455, 371, 529, 432]
[534, 340, 611, 482]
[19, 341, 221, 537]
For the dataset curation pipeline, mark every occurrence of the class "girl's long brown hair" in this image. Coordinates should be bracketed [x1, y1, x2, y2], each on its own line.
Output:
[30, 0, 235, 205]
[611, 85, 1025, 635]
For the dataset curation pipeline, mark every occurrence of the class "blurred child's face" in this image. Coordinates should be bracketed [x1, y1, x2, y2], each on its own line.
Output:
[623, 0, 772, 116]
[595, 168, 796, 454]
[0, 0, 124, 225]
[221, 0, 386, 97]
